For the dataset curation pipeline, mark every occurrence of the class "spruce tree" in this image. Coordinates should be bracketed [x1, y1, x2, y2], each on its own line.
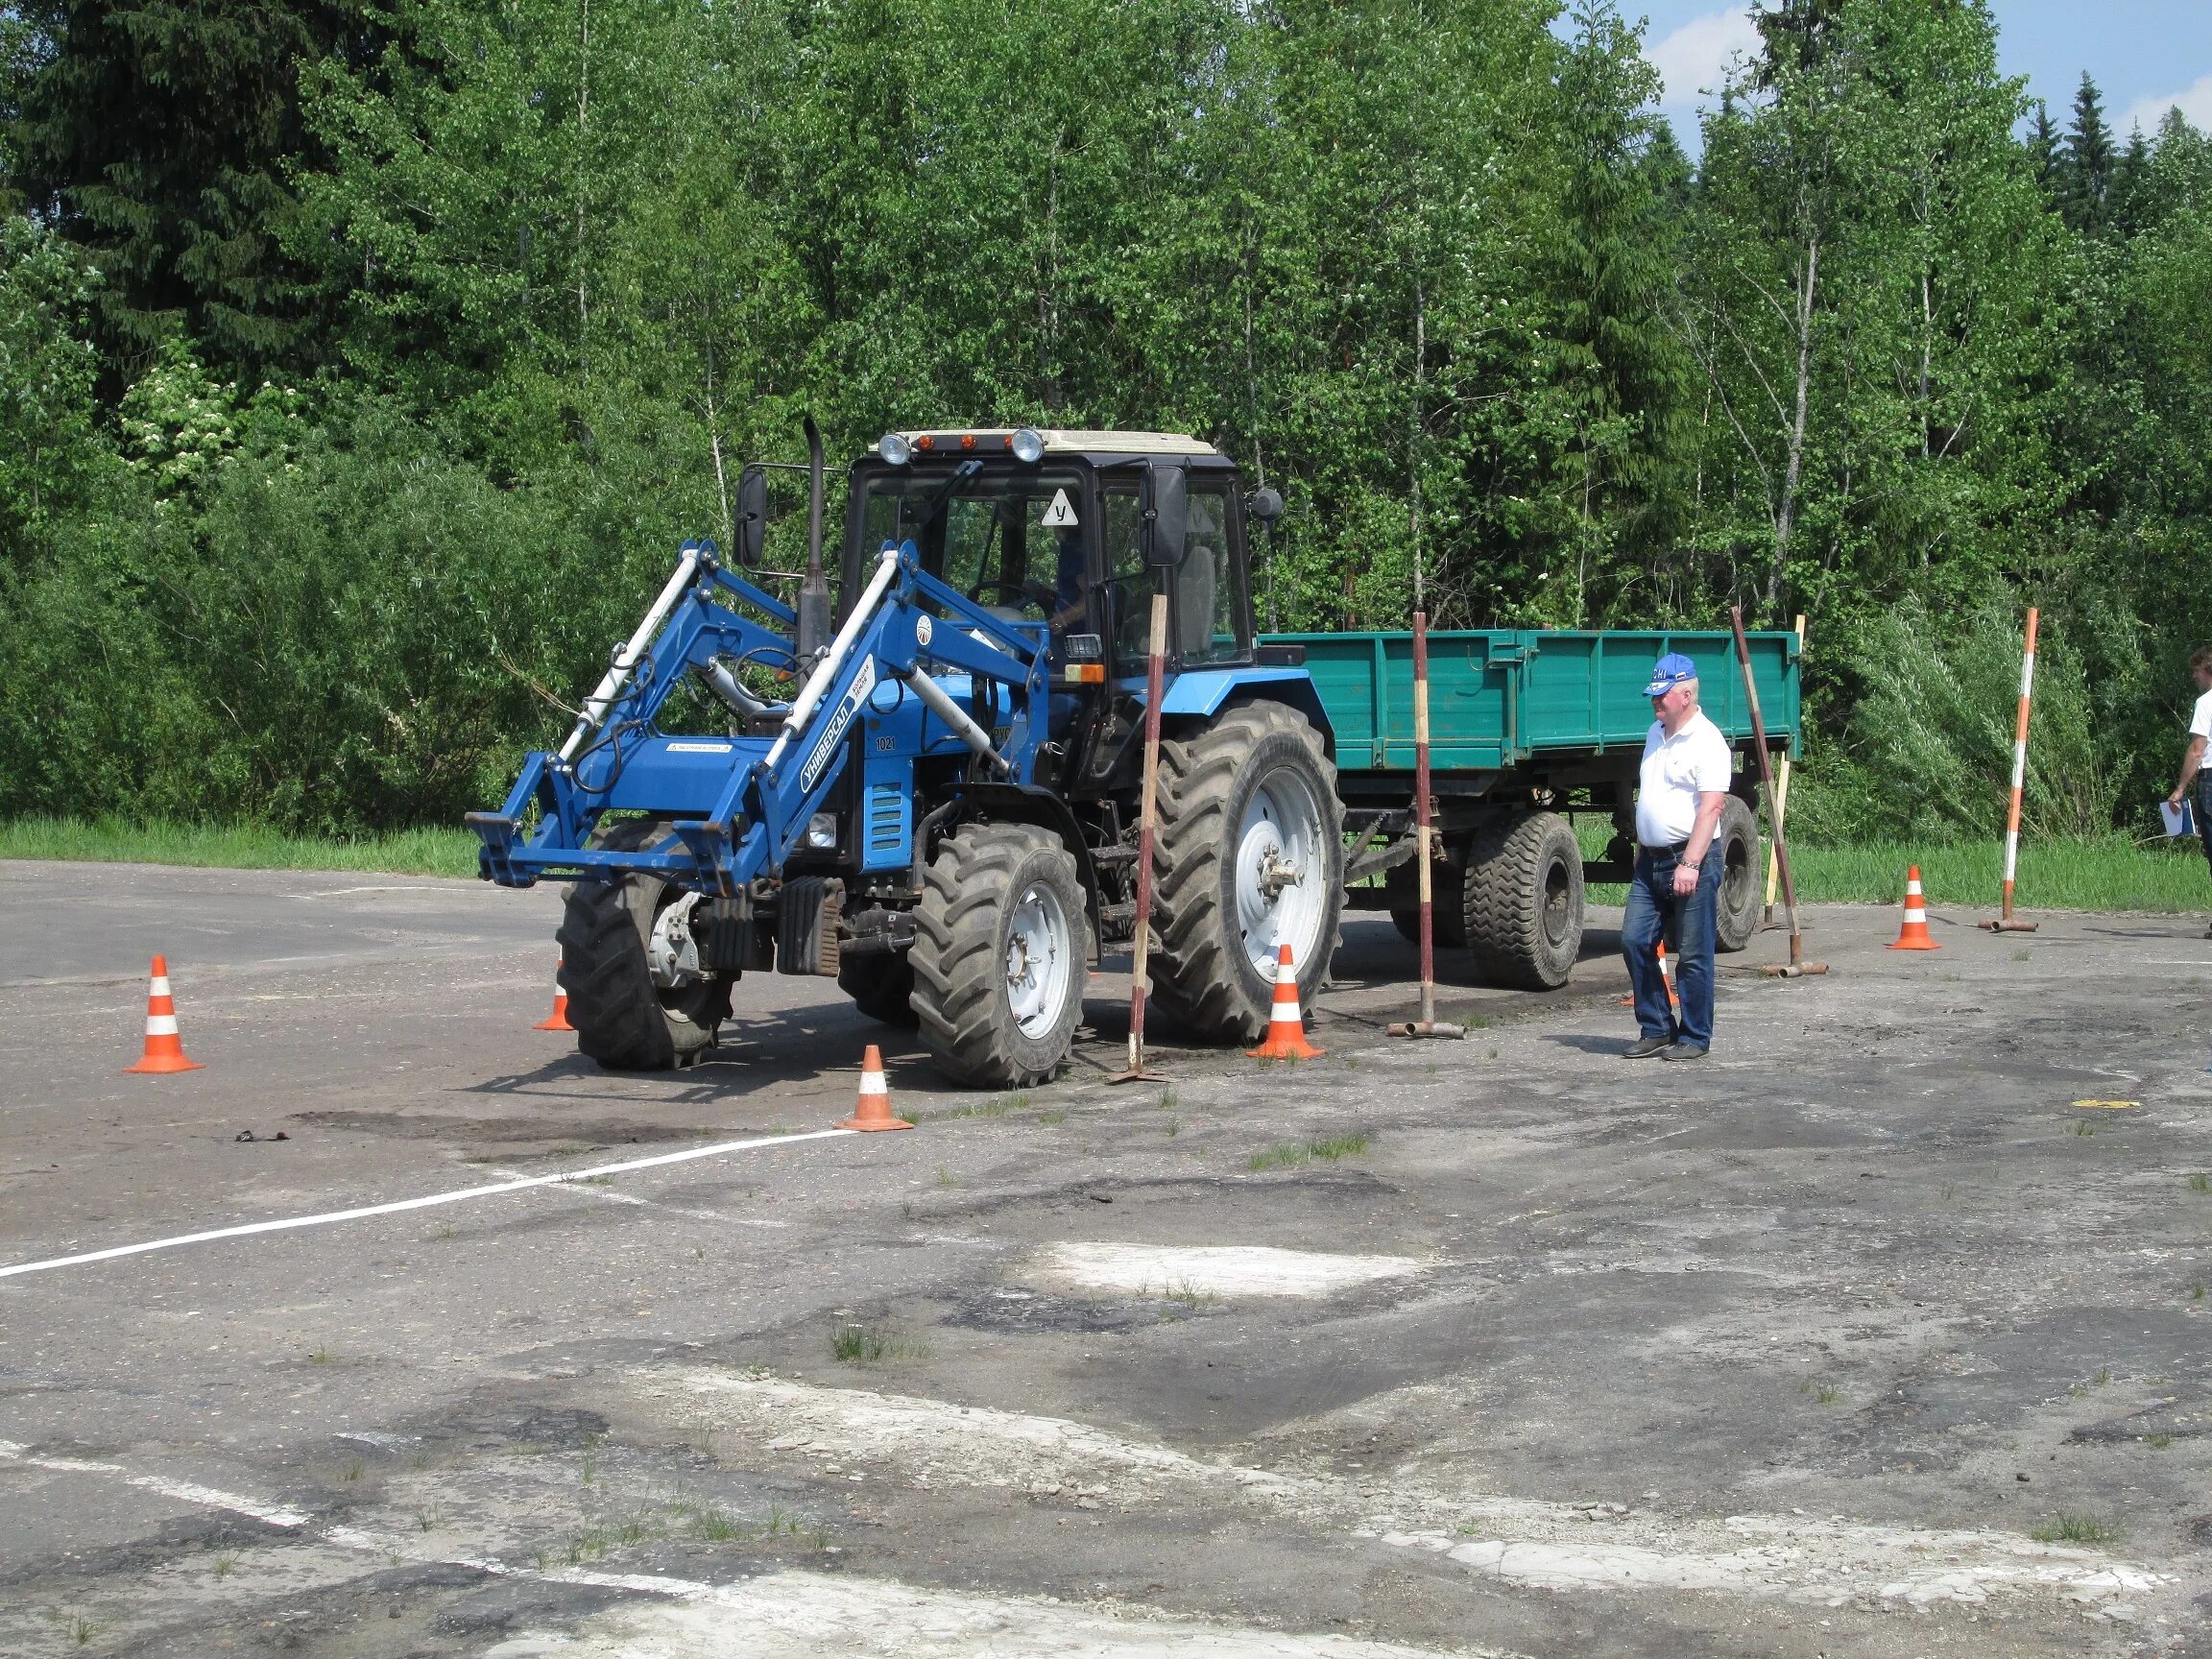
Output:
[2061, 72, 2115, 233]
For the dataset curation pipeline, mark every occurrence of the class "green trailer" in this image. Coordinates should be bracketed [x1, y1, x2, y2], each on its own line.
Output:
[1262, 627, 1803, 990]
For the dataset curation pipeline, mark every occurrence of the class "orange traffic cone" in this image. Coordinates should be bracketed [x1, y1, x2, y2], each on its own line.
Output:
[1887, 865, 1941, 950]
[535, 961, 575, 1031]
[125, 955, 204, 1074]
[1248, 943, 1325, 1060]
[837, 1045, 914, 1131]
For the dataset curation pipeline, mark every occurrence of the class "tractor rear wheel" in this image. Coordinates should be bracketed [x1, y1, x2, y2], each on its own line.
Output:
[1714, 795, 1762, 952]
[838, 951, 919, 1027]
[1460, 811, 1584, 991]
[909, 822, 1089, 1088]
[554, 818, 733, 1070]
[1149, 704, 1345, 1044]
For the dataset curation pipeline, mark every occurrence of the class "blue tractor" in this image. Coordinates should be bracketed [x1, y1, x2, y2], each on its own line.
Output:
[470, 424, 1346, 1087]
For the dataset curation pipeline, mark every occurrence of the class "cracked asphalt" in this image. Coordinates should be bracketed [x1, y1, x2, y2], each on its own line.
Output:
[3, 856, 2211, 1657]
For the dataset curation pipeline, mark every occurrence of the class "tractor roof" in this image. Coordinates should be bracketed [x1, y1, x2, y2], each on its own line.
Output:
[887, 428, 1222, 459]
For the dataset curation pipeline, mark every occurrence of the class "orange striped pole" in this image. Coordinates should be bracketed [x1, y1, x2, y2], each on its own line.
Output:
[1109, 593, 1171, 1082]
[1984, 608, 2040, 933]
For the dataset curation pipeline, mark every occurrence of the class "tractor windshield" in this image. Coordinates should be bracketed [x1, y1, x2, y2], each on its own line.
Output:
[858, 467, 1091, 638]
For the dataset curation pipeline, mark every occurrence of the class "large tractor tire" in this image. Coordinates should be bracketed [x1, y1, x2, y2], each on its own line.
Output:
[554, 818, 733, 1070]
[1150, 704, 1346, 1044]
[1461, 811, 1584, 991]
[839, 951, 919, 1027]
[1714, 795, 1763, 952]
[909, 822, 1090, 1088]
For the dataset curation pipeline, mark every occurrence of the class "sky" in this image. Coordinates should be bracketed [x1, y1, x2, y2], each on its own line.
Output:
[1599, 2, 2212, 149]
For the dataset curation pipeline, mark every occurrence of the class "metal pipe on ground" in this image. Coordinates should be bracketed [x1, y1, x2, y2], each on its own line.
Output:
[1110, 593, 1172, 1084]
[1390, 612, 1464, 1040]
[1730, 607, 1828, 978]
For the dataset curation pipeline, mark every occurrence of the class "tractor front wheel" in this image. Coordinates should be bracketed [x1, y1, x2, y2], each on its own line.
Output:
[909, 822, 1090, 1088]
[554, 819, 733, 1070]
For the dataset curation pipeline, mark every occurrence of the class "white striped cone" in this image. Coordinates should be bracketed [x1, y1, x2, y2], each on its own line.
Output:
[1887, 866, 1940, 950]
[126, 954, 204, 1073]
[1249, 943, 1324, 1060]
[837, 1044, 912, 1131]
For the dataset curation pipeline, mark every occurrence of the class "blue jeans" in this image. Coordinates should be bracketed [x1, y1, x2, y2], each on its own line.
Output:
[2195, 772, 2212, 875]
[1622, 843, 1722, 1048]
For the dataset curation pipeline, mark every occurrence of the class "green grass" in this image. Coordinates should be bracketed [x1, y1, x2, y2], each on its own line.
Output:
[0, 814, 478, 877]
[1248, 1132, 1371, 1171]
[2029, 1513, 2123, 1545]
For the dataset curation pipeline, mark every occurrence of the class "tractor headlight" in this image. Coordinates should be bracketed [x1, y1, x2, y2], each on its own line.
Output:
[806, 812, 838, 850]
[878, 432, 911, 466]
[1010, 426, 1046, 464]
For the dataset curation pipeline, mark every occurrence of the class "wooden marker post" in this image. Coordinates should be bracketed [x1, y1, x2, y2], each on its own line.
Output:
[1731, 607, 1826, 977]
[1982, 607, 2040, 933]
[1109, 593, 1172, 1083]
[1763, 614, 1806, 926]
[1389, 613, 1464, 1040]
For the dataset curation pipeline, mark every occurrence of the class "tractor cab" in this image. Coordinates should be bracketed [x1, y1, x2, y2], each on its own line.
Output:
[840, 429, 1262, 790]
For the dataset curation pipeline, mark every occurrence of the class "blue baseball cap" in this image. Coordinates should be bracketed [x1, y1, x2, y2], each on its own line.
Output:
[1643, 653, 1698, 696]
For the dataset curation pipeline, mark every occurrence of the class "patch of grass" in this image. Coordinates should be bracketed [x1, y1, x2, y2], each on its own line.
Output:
[1160, 1278, 1218, 1310]
[413, 1505, 441, 1532]
[934, 1165, 957, 1188]
[2192, 1284, 2206, 1302]
[1165, 1117, 1181, 1137]
[830, 1323, 930, 1364]
[689, 1504, 746, 1542]
[306, 1343, 332, 1364]
[0, 813, 479, 877]
[2012, 947, 2032, 961]
[934, 1095, 1017, 1122]
[2074, 1118, 2101, 1137]
[56, 1611, 105, 1647]
[1798, 1380, 1841, 1405]
[566, 1525, 611, 1563]
[2190, 1173, 2211, 1194]
[1248, 1132, 1371, 1171]
[579, 1434, 603, 1486]
[2094, 1367, 2110, 1386]
[212, 1552, 235, 1577]
[1156, 1086, 1178, 1111]
[1035, 1108, 1067, 1126]
[2147, 1433, 2175, 1450]
[2029, 1513, 2122, 1545]
[342, 1460, 364, 1482]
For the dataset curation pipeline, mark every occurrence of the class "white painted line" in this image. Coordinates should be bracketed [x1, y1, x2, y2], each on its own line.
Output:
[0, 1128, 854, 1281]
[0, 1440, 312, 1527]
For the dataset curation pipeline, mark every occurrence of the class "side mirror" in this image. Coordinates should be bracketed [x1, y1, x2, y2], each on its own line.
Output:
[734, 465, 768, 567]
[1248, 486, 1284, 526]
[1143, 463, 1188, 568]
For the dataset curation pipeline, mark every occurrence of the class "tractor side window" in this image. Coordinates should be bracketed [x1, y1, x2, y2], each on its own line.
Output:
[1176, 485, 1245, 664]
[1099, 483, 1157, 669]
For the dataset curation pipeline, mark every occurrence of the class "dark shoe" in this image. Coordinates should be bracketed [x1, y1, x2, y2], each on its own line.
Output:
[1623, 1036, 1675, 1059]
[1664, 1044, 1709, 1062]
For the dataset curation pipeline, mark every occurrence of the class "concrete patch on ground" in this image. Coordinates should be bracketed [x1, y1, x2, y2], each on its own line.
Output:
[662, 1371, 2176, 1623]
[529, 1569, 1510, 1658]
[1027, 1243, 1429, 1299]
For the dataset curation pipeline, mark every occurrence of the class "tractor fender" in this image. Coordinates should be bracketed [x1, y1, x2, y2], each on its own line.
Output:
[1158, 668, 1335, 758]
[935, 781, 1104, 954]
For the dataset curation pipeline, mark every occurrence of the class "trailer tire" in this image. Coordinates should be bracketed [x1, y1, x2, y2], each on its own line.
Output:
[555, 819, 733, 1070]
[910, 822, 1088, 1088]
[1461, 811, 1583, 991]
[1714, 795, 1762, 952]
[1150, 704, 1345, 1044]
[839, 952, 919, 1027]
[1388, 852, 1468, 950]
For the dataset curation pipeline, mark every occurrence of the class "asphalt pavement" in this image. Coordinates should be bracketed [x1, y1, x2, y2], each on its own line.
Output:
[2, 856, 2210, 1658]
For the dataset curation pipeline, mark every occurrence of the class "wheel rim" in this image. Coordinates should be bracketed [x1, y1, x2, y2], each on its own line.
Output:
[1005, 881, 1073, 1040]
[1233, 765, 1327, 982]
[1541, 856, 1575, 948]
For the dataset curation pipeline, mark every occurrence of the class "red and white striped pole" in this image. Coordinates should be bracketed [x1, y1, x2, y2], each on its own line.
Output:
[1985, 608, 2040, 933]
[1110, 592, 1171, 1081]
[1390, 613, 1464, 1039]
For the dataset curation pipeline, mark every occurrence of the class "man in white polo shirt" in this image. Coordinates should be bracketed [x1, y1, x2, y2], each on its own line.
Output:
[1623, 653, 1734, 1060]
[2164, 646, 2212, 936]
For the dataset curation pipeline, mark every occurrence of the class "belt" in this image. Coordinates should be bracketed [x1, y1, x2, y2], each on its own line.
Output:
[1639, 842, 1690, 854]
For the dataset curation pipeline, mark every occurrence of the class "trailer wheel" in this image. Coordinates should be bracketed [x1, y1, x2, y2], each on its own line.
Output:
[555, 819, 733, 1070]
[1387, 850, 1468, 950]
[909, 822, 1089, 1088]
[1461, 811, 1584, 991]
[1150, 704, 1346, 1044]
[1714, 795, 1762, 952]
[838, 952, 919, 1027]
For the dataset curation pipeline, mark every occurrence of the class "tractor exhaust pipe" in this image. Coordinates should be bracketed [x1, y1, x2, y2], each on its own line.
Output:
[798, 414, 831, 665]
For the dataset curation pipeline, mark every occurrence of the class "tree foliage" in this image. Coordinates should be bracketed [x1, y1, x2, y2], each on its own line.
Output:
[1, 0, 2209, 837]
